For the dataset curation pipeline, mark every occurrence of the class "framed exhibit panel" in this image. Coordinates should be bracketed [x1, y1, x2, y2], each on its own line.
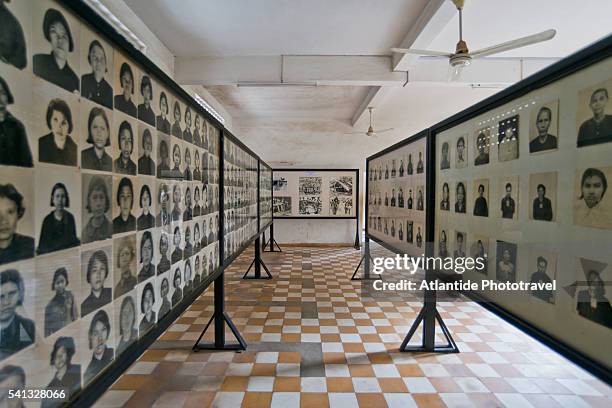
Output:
[0, 0, 264, 405]
[432, 37, 612, 375]
[222, 131, 259, 262]
[366, 132, 429, 257]
[272, 169, 358, 219]
[259, 161, 273, 231]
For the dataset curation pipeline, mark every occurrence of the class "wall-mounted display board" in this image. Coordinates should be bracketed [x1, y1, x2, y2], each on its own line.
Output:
[366, 133, 429, 256]
[0, 0, 267, 405]
[432, 38, 612, 375]
[259, 162, 273, 231]
[272, 169, 358, 218]
[223, 133, 258, 262]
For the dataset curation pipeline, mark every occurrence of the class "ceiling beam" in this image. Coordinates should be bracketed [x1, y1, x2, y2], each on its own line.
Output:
[175, 55, 405, 86]
[351, 0, 456, 126]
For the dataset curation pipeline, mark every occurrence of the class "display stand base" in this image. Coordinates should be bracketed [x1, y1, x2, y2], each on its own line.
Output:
[192, 311, 247, 351]
[350, 254, 380, 281]
[400, 307, 459, 353]
[243, 257, 273, 279]
[263, 237, 282, 253]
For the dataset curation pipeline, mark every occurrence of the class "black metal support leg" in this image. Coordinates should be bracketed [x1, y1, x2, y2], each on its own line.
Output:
[351, 238, 380, 281]
[243, 236, 273, 279]
[263, 223, 282, 252]
[192, 273, 247, 351]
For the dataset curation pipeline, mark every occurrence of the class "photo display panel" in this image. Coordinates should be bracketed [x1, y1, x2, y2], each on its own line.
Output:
[259, 162, 273, 230]
[0, 0, 224, 400]
[434, 55, 612, 369]
[223, 137, 258, 261]
[367, 136, 427, 256]
[272, 170, 357, 218]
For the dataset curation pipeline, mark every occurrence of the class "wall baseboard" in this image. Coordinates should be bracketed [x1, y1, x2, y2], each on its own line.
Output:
[278, 243, 355, 248]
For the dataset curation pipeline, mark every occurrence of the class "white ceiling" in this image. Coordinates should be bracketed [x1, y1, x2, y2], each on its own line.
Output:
[121, 0, 612, 169]
[123, 0, 429, 56]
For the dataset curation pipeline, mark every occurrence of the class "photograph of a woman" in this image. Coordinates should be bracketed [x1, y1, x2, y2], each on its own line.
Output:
[116, 296, 136, 355]
[81, 107, 112, 172]
[0, 0, 27, 70]
[113, 236, 136, 298]
[194, 255, 201, 286]
[0, 268, 35, 360]
[171, 101, 182, 139]
[0, 76, 33, 167]
[171, 267, 182, 307]
[156, 91, 170, 134]
[193, 186, 201, 217]
[158, 277, 171, 319]
[440, 182, 450, 211]
[183, 187, 193, 222]
[114, 120, 136, 175]
[44, 267, 78, 336]
[171, 226, 182, 264]
[438, 230, 448, 258]
[183, 148, 192, 181]
[33, 8, 79, 92]
[81, 40, 112, 109]
[0, 183, 34, 265]
[170, 143, 182, 178]
[183, 259, 193, 294]
[156, 139, 170, 178]
[574, 167, 612, 229]
[577, 86, 612, 147]
[137, 75, 155, 126]
[496, 241, 517, 282]
[193, 115, 202, 147]
[81, 249, 112, 317]
[138, 231, 155, 283]
[171, 184, 182, 221]
[113, 177, 136, 233]
[138, 128, 155, 176]
[41, 337, 81, 407]
[114, 62, 136, 117]
[136, 184, 155, 231]
[82, 175, 112, 243]
[139, 282, 156, 333]
[182, 106, 193, 143]
[156, 182, 170, 229]
[39, 98, 77, 166]
[577, 266, 612, 329]
[454, 182, 466, 214]
[193, 151, 202, 181]
[83, 310, 113, 384]
[37, 182, 80, 255]
[157, 233, 170, 275]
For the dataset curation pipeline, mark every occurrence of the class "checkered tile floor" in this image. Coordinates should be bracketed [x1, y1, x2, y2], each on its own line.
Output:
[95, 246, 612, 407]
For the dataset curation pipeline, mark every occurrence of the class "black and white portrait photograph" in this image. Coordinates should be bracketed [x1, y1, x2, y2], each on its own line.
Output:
[169, 142, 182, 179]
[469, 235, 488, 275]
[576, 79, 612, 148]
[112, 176, 136, 233]
[113, 53, 138, 118]
[35, 250, 80, 337]
[416, 186, 424, 211]
[138, 281, 156, 335]
[171, 183, 182, 222]
[113, 234, 136, 298]
[157, 232, 171, 276]
[416, 151, 424, 174]
[438, 229, 448, 258]
[0, 264, 35, 361]
[136, 181, 155, 231]
[193, 150, 202, 181]
[193, 115, 202, 147]
[573, 166, 612, 229]
[473, 126, 490, 166]
[32, 4, 80, 93]
[171, 265, 183, 307]
[529, 172, 557, 222]
[80, 245, 113, 317]
[137, 74, 156, 127]
[114, 293, 137, 356]
[496, 240, 517, 283]
[440, 182, 450, 211]
[137, 230, 156, 283]
[82, 307, 114, 385]
[36, 90, 79, 167]
[156, 134, 171, 178]
[575, 258, 612, 329]
[529, 249, 556, 304]
[472, 179, 489, 217]
[171, 226, 182, 265]
[113, 116, 137, 175]
[171, 100, 183, 139]
[529, 100, 559, 154]
[498, 176, 519, 220]
[80, 30, 113, 109]
[156, 181, 171, 230]
[0, 172, 35, 265]
[35, 169, 81, 255]
[80, 103, 113, 172]
[455, 134, 467, 169]
[440, 141, 451, 170]
[497, 115, 519, 162]
[0, 0, 29, 71]
[415, 223, 423, 248]
[81, 173, 112, 244]
[0, 72, 34, 168]
[156, 273, 171, 320]
[182, 106, 193, 143]
[138, 124, 156, 176]
[43, 335, 82, 402]
[454, 181, 466, 214]
[453, 231, 466, 259]
[183, 146, 192, 181]
[156, 88, 171, 135]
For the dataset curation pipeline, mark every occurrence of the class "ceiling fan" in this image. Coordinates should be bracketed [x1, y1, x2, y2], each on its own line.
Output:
[391, 0, 556, 80]
[345, 107, 393, 137]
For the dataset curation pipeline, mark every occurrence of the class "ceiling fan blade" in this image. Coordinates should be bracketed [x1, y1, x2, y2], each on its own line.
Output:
[391, 48, 453, 57]
[470, 29, 556, 58]
[374, 128, 394, 134]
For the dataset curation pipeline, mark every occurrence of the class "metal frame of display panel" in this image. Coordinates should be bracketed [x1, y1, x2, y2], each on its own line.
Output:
[428, 35, 612, 385]
[259, 160, 273, 234]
